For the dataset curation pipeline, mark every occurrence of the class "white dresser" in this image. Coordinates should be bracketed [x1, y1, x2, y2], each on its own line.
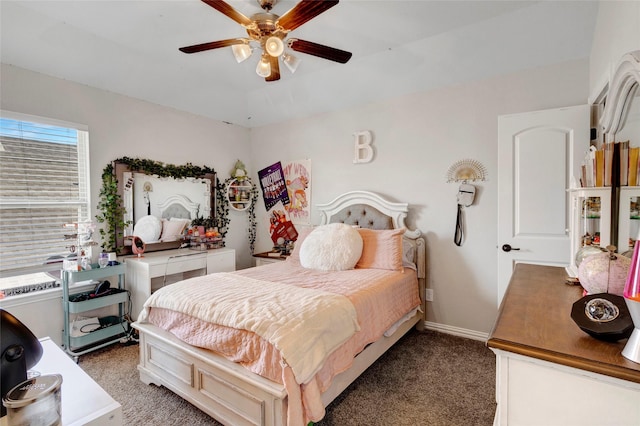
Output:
[488, 264, 640, 425]
[125, 248, 235, 320]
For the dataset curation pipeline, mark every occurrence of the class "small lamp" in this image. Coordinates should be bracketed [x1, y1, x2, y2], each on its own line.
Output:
[256, 54, 271, 78]
[265, 36, 284, 57]
[232, 43, 252, 63]
[282, 52, 300, 73]
[623, 240, 640, 363]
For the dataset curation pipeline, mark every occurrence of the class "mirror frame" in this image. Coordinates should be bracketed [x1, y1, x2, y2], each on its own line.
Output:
[600, 50, 640, 139]
[104, 158, 217, 255]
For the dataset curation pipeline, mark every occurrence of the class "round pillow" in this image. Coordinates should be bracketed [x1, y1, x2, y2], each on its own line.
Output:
[133, 215, 162, 243]
[299, 223, 363, 271]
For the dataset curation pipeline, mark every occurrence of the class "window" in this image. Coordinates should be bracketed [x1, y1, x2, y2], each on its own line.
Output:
[0, 112, 90, 276]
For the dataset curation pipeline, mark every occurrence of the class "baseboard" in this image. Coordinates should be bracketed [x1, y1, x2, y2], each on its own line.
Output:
[424, 321, 489, 342]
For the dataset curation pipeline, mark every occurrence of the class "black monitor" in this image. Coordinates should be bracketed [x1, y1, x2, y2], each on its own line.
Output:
[1, 309, 43, 417]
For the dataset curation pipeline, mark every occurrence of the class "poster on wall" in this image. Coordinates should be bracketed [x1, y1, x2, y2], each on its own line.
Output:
[268, 202, 298, 245]
[283, 159, 311, 225]
[258, 162, 289, 211]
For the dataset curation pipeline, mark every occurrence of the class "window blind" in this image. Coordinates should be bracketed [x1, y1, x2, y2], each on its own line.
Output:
[0, 115, 90, 275]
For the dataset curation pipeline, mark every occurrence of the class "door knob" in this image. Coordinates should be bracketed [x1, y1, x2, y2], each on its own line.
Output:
[502, 244, 520, 252]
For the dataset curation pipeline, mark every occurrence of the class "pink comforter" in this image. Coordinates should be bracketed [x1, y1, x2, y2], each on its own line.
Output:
[145, 260, 420, 425]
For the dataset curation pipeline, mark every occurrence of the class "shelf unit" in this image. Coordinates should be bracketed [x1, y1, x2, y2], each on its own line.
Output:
[226, 177, 254, 211]
[568, 187, 612, 276]
[569, 186, 640, 276]
[617, 186, 640, 254]
[61, 263, 127, 359]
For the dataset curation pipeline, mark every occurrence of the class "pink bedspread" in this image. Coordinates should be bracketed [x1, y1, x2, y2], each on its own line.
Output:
[145, 260, 420, 425]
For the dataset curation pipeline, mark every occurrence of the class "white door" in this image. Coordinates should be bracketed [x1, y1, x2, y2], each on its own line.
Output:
[497, 105, 589, 306]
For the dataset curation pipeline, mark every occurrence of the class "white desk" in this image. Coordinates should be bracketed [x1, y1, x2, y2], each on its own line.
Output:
[1, 337, 122, 426]
[125, 248, 235, 320]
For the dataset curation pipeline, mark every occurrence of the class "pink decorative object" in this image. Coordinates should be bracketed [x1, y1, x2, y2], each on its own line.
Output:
[132, 236, 146, 258]
[622, 240, 640, 363]
[577, 250, 631, 296]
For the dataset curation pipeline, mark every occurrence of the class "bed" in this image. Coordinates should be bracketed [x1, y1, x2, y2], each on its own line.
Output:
[132, 190, 426, 426]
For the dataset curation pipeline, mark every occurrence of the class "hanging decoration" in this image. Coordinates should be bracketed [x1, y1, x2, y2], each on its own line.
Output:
[445, 159, 488, 183]
[223, 174, 259, 254]
[446, 159, 485, 247]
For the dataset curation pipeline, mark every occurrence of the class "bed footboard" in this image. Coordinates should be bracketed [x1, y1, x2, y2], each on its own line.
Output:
[133, 322, 287, 426]
[133, 309, 420, 426]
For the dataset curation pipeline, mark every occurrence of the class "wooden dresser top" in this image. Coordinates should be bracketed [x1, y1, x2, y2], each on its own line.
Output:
[488, 263, 640, 384]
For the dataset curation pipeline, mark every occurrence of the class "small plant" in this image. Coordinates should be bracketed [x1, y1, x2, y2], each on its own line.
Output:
[95, 163, 130, 252]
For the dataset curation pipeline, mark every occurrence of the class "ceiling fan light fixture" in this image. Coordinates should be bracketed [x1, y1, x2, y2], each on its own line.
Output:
[256, 54, 271, 77]
[282, 53, 300, 73]
[265, 36, 284, 57]
[232, 43, 252, 63]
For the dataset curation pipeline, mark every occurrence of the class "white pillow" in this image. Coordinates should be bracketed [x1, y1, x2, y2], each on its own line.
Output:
[133, 215, 162, 243]
[299, 223, 363, 271]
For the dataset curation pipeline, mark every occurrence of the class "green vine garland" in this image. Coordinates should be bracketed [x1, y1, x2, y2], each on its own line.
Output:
[96, 163, 129, 252]
[96, 157, 226, 252]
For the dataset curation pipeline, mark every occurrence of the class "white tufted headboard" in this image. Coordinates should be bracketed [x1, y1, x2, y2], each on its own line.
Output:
[317, 190, 426, 327]
[157, 194, 200, 219]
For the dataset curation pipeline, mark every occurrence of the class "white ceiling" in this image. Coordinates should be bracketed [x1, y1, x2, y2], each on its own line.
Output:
[1, 0, 599, 128]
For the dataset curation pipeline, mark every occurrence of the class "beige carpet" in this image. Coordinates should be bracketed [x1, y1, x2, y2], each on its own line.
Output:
[79, 329, 496, 425]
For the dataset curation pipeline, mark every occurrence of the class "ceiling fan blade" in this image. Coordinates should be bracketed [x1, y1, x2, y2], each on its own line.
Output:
[201, 0, 253, 27]
[266, 55, 281, 82]
[179, 38, 245, 54]
[277, 0, 339, 32]
[289, 39, 352, 64]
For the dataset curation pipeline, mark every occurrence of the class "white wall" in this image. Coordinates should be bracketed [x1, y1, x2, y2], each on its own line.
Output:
[249, 58, 589, 334]
[589, 1, 640, 96]
[0, 64, 255, 269]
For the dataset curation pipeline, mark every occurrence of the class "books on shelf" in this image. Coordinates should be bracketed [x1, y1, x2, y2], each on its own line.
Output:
[580, 140, 636, 188]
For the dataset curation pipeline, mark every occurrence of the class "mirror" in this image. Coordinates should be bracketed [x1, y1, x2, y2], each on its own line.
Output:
[600, 50, 640, 140]
[111, 160, 216, 255]
[615, 87, 640, 143]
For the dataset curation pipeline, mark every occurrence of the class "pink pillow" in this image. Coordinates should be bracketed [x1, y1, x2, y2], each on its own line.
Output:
[287, 226, 314, 263]
[356, 228, 405, 271]
[161, 218, 189, 241]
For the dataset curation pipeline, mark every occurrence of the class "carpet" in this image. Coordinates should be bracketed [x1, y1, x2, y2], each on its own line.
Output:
[79, 329, 496, 425]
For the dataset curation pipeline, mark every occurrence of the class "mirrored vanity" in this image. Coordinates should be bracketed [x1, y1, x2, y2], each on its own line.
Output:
[112, 160, 217, 255]
[105, 159, 236, 320]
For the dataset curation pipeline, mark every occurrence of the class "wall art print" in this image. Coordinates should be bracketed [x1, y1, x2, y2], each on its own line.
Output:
[283, 159, 311, 225]
[258, 162, 289, 211]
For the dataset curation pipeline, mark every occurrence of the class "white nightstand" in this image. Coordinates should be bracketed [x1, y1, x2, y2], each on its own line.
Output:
[253, 251, 288, 266]
[0, 337, 122, 426]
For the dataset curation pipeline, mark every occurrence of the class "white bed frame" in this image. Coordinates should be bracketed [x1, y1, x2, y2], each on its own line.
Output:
[132, 191, 426, 426]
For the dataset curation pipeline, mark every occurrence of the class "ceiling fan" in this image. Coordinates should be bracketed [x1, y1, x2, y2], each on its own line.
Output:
[179, 0, 353, 82]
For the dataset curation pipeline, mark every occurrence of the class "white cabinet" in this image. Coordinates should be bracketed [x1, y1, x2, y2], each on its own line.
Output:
[568, 187, 612, 274]
[125, 248, 235, 320]
[569, 186, 640, 273]
[618, 186, 640, 253]
[491, 349, 640, 426]
[253, 252, 288, 266]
